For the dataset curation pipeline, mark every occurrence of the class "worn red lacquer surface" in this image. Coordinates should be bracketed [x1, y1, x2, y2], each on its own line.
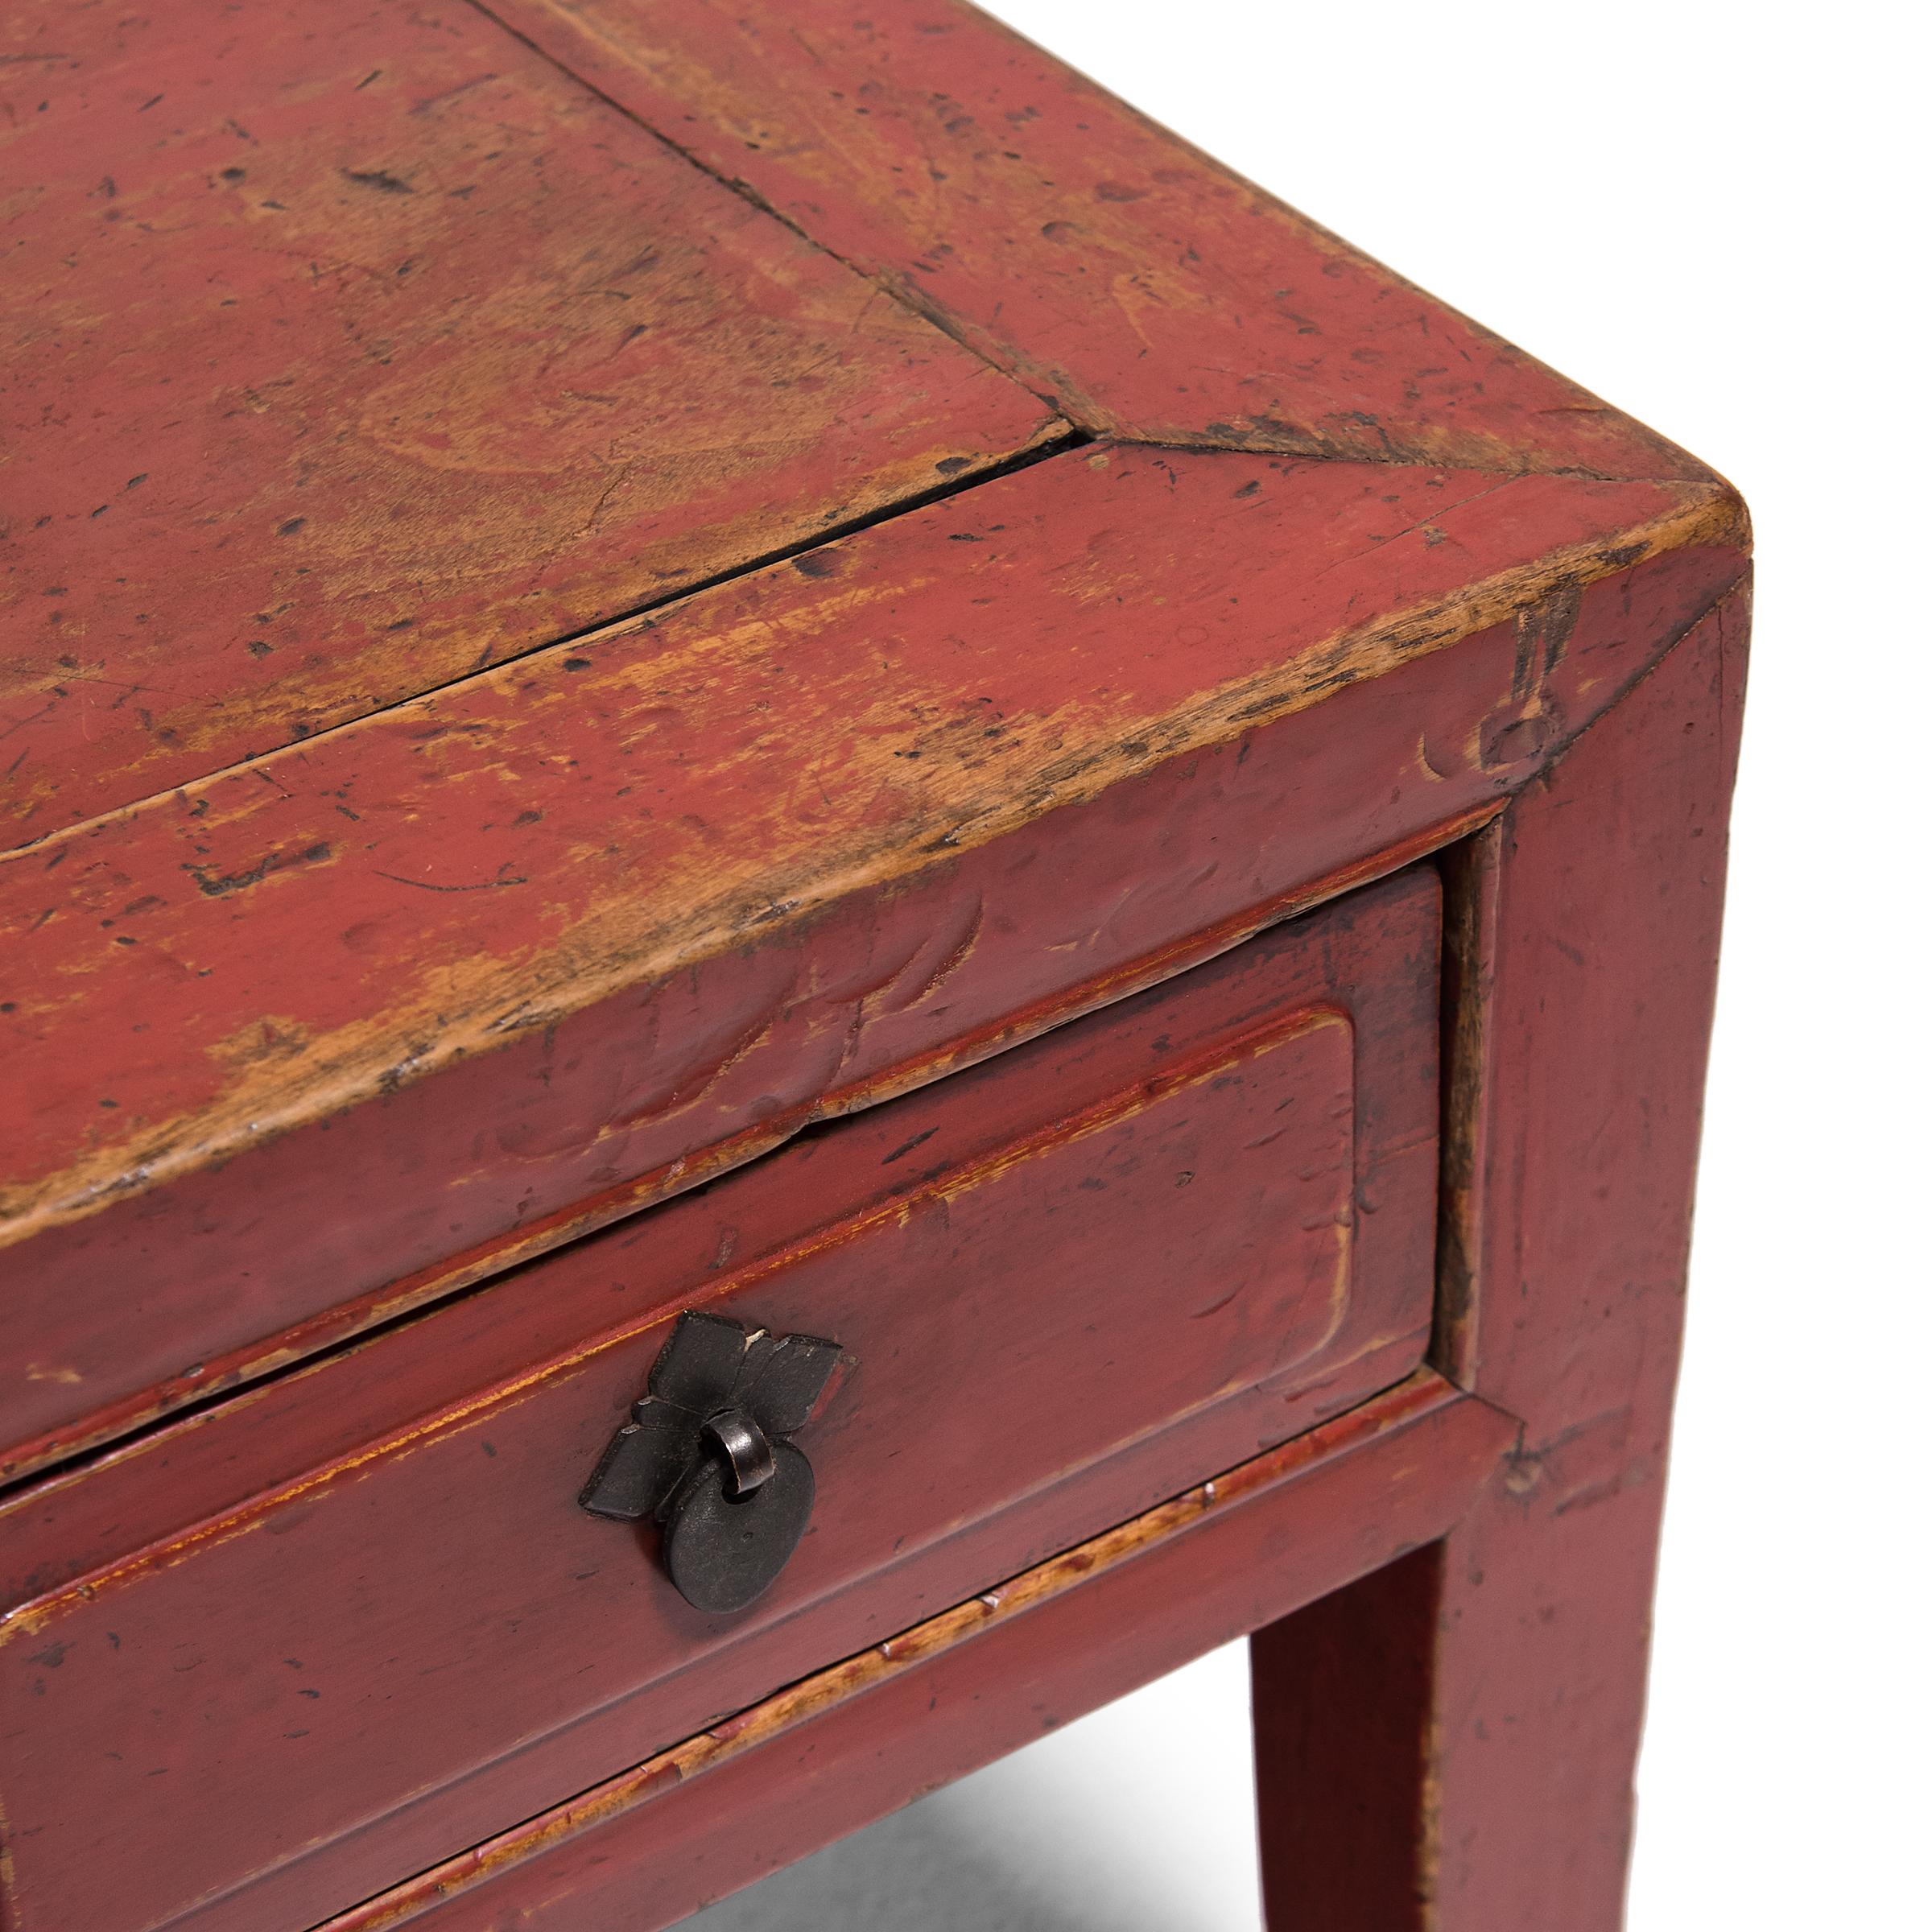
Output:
[1251, 588, 1749, 1927]
[0, 0, 1056, 846]
[488, 0, 1714, 479]
[1, 1, 1749, 1927]
[0, 876, 1437, 1932]
[319, 1375, 1517, 1932]
[308, 584, 1749, 1932]
[0, 444, 1742, 1478]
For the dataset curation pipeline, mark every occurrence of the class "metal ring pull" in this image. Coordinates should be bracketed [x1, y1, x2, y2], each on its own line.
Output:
[701, 1406, 776, 1497]
[580, 1312, 848, 1613]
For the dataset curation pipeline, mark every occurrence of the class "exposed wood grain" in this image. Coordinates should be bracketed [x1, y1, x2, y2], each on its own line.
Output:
[0, 0, 1059, 848]
[481, 0, 1715, 481]
[0, 444, 1744, 1478]
[0, 3, 1752, 1925]
[312, 1372, 1517, 1932]
[1249, 587, 1749, 1928]
[0, 874, 1439, 1932]
[1423, 589, 1748, 1931]
[0, 872, 1437, 1600]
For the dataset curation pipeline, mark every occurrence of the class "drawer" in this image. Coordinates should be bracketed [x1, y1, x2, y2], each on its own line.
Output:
[0, 869, 1440, 1932]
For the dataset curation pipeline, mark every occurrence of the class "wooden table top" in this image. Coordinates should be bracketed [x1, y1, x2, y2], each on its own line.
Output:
[0, 0, 1744, 1477]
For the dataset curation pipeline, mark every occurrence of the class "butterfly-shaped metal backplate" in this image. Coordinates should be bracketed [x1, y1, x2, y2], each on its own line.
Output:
[580, 1311, 847, 1614]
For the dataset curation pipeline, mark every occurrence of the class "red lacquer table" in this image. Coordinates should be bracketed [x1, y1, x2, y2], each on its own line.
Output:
[0, 4, 1748, 1927]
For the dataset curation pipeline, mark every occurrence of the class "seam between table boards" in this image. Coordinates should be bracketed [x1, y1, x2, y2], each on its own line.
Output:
[460, 0, 1732, 492]
[0, 423, 1086, 869]
[0, 474, 1747, 1260]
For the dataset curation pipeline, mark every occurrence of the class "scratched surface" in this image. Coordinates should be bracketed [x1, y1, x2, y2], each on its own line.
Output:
[0, 875, 1435, 1932]
[0, 0, 1059, 847]
[488, 0, 1716, 478]
[0, 446, 1744, 1476]
[0, 0, 1749, 1477]
[1250, 591, 1751, 1930]
[0, 4, 1751, 1928]
[308, 1377, 1514, 1932]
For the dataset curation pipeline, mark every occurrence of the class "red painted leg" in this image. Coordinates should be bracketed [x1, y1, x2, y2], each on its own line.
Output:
[1251, 1541, 1444, 1929]
[1253, 579, 1749, 1930]
[1253, 1470, 1682, 1930]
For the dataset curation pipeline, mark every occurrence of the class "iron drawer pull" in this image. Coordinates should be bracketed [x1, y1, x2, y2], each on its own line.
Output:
[701, 1407, 777, 1497]
[580, 1311, 847, 1614]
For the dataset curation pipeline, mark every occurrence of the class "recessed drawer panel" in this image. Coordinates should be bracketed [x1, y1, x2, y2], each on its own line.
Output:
[0, 869, 1440, 1932]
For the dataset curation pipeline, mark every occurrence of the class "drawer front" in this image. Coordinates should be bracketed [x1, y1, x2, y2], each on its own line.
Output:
[0, 871, 1439, 1932]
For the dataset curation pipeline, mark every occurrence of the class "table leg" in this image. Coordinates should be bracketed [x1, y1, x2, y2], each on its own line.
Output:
[1253, 576, 1748, 1930]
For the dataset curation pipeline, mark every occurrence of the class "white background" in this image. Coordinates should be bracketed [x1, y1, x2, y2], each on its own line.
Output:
[694, 2, 1930, 1926]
